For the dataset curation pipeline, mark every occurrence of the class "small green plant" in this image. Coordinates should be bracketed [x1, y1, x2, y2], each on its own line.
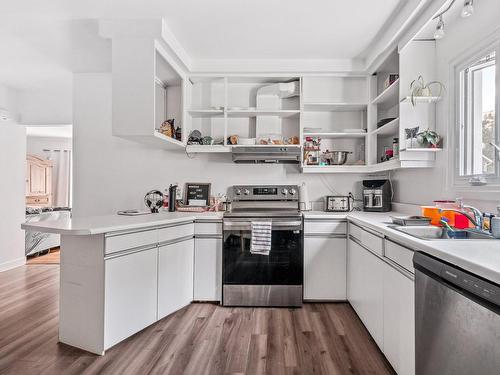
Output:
[410, 76, 445, 106]
[417, 129, 441, 148]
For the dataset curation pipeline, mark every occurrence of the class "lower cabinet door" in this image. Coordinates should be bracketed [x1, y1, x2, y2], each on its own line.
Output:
[194, 238, 222, 301]
[158, 239, 194, 319]
[383, 262, 415, 375]
[104, 247, 158, 349]
[304, 236, 346, 300]
[347, 239, 384, 348]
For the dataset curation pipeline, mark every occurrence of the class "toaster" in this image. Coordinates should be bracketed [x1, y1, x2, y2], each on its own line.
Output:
[325, 195, 353, 212]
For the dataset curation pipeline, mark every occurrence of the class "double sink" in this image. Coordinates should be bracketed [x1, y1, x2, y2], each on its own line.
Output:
[390, 225, 494, 240]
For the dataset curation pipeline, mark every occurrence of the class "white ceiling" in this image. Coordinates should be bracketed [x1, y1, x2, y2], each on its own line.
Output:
[0, 0, 407, 92]
[159, 0, 403, 59]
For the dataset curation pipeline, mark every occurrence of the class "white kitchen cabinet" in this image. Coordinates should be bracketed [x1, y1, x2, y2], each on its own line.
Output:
[383, 260, 415, 375]
[104, 247, 158, 349]
[158, 238, 194, 319]
[347, 238, 384, 348]
[194, 237, 222, 301]
[304, 236, 346, 300]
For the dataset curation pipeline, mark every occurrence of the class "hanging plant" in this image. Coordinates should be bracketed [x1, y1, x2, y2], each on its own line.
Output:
[409, 76, 445, 106]
[416, 129, 442, 148]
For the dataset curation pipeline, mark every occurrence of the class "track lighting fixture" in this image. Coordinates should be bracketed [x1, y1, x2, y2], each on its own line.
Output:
[434, 15, 445, 40]
[461, 0, 474, 18]
[431, 0, 476, 40]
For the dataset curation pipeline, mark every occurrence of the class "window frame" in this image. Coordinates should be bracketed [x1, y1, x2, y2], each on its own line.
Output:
[452, 41, 500, 190]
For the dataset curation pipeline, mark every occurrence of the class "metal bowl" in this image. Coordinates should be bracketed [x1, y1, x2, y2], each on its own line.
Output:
[325, 151, 352, 165]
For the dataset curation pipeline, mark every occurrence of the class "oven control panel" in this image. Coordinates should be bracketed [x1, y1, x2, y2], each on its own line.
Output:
[230, 185, 299, 201]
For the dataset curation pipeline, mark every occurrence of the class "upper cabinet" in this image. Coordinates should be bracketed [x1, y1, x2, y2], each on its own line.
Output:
[301, 76, 369, 173]
[111, 38, 185, 150]
[102, 20, 440, 173]
[185, 76, 301, 153]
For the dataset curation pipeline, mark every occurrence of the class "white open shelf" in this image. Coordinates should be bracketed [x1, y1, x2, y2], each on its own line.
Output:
[403, 148, 443, 152]
[371, 79, 400, 106]
[401, 96, 442, 104]
[231, 144, 301, 148]
[153, 131, 184, 148]
[371, 158, 402, 172]
[227, 109, 300, 118]
[303, 103, 367, 112]
[188, 109, 224, 117]
[185, 145, 230, 153]
[303, 132, 367, 139]
[301, 164, 369, 174]
[372, 118, 399, 136]
[301, 158, 434, 174]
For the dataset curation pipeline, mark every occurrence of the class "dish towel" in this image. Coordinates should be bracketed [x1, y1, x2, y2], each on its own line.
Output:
[250, 221, 272, 256]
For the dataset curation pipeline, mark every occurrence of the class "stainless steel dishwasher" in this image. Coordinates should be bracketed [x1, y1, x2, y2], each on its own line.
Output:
[414, 252, 500, 375]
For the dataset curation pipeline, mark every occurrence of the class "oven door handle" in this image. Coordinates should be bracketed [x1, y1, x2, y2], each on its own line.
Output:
[223, 220, 303, 231]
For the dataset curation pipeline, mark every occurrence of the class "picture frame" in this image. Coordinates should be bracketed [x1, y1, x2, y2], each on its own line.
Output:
[184, 183, 211, 206]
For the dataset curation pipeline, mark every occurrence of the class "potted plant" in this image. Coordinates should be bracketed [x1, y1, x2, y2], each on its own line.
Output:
[410, 76, 445, 106]
[417, 129, 442, 148]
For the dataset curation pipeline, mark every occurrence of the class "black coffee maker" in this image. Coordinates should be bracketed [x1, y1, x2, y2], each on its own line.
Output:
[362, 179, 392, 212]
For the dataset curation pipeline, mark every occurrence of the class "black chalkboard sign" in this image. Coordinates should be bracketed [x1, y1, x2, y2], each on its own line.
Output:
[184, 183, 211, 206]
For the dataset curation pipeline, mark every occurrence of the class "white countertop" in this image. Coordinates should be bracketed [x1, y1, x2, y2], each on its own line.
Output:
[21, 211, 223, 235]
[22, 209, 500, 284]
[305, 210, 500, 285]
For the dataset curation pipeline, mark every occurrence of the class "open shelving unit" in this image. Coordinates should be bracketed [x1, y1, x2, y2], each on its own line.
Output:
[108, 26, 443, 175]
[302, 40, 442, 174]
[111, 39, 186, 150]
[184, 76, 301, 152]
[301, 76, 369, 169]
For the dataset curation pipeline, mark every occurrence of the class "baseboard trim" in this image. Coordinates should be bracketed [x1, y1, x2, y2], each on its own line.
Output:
[0, 257, 26, 273]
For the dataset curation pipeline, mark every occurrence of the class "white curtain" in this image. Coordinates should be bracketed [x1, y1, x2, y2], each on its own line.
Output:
[49, 150, 72, 207]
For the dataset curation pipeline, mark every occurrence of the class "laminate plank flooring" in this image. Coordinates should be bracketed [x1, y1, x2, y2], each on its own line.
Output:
[26, 248, 60, 265]
[0, 265, 395, 375]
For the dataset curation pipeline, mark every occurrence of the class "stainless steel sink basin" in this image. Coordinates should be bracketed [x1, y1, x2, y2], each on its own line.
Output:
[389, 225, 494, 240]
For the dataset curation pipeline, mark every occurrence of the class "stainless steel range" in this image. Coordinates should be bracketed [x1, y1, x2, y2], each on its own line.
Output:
[222, 185, 303, 307]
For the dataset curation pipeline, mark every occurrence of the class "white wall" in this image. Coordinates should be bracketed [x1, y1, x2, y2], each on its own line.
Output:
[72, 73, 371, 217]
[393, 0, 500, 212]
[27, 136, 72, 157]
[0, 84, 26, 271]
[17, 90, 72, 125]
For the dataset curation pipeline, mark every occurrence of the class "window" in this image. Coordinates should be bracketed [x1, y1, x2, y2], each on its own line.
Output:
[457, 50, 497, 180]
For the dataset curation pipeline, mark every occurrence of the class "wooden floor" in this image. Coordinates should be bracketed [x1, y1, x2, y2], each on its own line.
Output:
[26, 248, 60, 265]
[0, 265, 395, 375]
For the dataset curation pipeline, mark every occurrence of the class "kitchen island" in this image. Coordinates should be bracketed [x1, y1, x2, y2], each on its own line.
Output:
[22, 211, 223, 355]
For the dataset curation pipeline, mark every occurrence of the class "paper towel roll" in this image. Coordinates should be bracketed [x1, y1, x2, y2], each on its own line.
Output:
[299, 182, 311, 211]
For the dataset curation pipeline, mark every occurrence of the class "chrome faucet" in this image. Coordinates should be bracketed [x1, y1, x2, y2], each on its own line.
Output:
[461, 204, 484, 231]
[438, 201, 484, 231]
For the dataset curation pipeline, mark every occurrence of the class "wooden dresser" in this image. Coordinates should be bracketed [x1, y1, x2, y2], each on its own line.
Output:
[26, 154, 53, 207]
